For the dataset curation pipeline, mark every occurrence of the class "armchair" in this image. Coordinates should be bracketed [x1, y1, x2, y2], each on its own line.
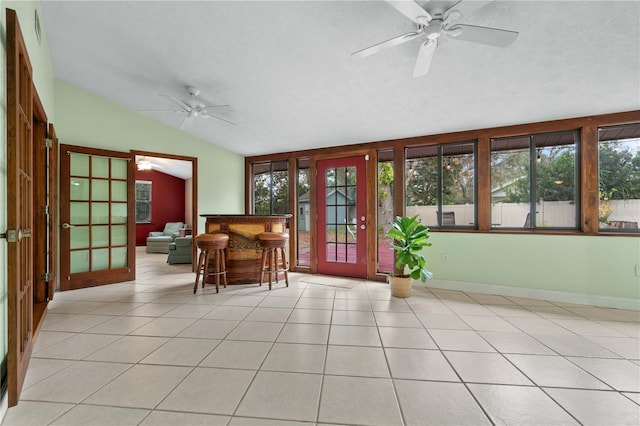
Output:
[146, 222, 184, 253]
[167, 235, 193, 264]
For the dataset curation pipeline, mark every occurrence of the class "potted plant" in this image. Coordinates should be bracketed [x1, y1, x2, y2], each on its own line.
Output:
[386, 215, 433, 298]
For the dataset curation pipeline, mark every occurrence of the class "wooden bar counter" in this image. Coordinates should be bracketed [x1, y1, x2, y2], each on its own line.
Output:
[201, 214, 291, 284]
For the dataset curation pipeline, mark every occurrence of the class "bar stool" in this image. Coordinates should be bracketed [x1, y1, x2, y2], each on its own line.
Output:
[258, 232, 289, 290]
[194, 233, 229, 294]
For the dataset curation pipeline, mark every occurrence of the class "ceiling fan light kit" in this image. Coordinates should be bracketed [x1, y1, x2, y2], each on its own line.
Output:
[137, 156, 153, 171]
[353, 0, 519, 77]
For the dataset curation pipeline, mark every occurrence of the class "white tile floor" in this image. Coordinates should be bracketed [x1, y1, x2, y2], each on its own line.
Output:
[3, 248, 640, 426]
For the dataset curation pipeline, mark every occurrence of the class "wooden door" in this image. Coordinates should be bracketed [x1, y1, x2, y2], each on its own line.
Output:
[33, 111, 58, 307]
[6, 8, 34, 407]
[317, 156, 367, 278]
[47, 125, 59, 300]
[59, 145, 135, 290]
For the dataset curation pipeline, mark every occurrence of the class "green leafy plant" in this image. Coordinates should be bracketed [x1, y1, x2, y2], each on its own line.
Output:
[386, 215, 433, 282]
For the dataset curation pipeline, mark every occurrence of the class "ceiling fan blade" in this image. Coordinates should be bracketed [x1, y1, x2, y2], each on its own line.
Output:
[451, 24, 518, 47]
[413, 38, 437, 77]
[447, 0, 494, 18]
[352, 31, 423, 58]
[138, 109, 185, 114]
[160, 94, 191, 112]
[201, 112, 236, 126]
[200, 104, 231, 112]
[179, 116, 193, 129]
[385, 0, 432, 24]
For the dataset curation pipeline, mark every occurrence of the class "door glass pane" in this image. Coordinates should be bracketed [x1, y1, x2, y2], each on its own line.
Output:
[70, 153, 89, 176]
[70, 227, 90, 249]
[112, 225, 127, 246]
[112, 247, 127, 268]
[92, 202, 109, 224]
[112, 181, 127, 202]
[70, 250, 90, 273]
[92, 156, 109, 178]
[70, 178, 89, 200]
[92, 225, 109, 247]
[324, 164, 357, 264]
[92, 248, 110, 271]
[92, 180, 109, 201]
[111, 158, 128, 179]
[71, 202, 89, 224]
[111, 203, 127, 223]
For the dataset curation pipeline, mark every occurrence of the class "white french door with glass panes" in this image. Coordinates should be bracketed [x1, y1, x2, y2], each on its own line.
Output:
[59, 145, 135, 290]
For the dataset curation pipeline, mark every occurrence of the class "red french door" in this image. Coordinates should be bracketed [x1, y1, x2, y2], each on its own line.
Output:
[317, 156, 367, 278]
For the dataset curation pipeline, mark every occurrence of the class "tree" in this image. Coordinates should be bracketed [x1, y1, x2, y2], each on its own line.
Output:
[599, 142, 640, 200]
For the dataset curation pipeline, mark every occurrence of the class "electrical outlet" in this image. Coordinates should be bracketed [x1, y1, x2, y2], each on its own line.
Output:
[441, 254, 449, 263]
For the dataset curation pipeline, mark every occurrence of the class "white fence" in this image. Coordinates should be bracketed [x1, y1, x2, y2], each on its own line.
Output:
[407, 200, 640, 228]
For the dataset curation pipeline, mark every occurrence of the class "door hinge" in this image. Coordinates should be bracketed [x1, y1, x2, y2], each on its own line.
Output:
[41, 205, 50, 215]
[41, 138, 53, 148]
[1, 230, 17, 243]
[41, 272, 51, 282]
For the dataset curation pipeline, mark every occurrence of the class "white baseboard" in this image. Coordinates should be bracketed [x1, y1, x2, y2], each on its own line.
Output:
[427, 279, 640, 311]
[1, 391, 7, 425]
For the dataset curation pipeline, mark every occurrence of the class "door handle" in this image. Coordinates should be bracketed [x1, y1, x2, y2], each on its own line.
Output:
[18, 229, 32, 241]
[61, 223, 74, 229]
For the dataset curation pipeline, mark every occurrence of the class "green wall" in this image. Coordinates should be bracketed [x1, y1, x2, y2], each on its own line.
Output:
[54, 79, 245, 230]
[427, 232, 640, 305]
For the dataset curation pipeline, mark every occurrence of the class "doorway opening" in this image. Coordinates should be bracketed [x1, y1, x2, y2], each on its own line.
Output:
[132, 151, 198, 272]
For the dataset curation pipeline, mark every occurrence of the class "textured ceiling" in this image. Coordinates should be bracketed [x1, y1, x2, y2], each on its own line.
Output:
[41, 1, 640, 157]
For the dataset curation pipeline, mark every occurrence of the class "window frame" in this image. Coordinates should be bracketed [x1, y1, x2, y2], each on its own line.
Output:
[405, 141, 478, 229]
[490, 130, 580, 230]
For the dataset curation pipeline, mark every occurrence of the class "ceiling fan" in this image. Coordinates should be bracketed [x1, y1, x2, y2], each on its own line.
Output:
[141, 86, 235, 128]
[353, 0, 519, 77]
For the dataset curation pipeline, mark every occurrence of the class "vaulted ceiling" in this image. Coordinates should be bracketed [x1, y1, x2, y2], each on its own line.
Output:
[41, 1, 639, 157]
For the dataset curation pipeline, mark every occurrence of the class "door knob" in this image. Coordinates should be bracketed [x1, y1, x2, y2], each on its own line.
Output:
[18, 229, 32, 241]
[61, 223, 75, 229]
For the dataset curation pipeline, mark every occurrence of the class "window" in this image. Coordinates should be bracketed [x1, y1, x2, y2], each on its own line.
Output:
[491, 131, 579, 229]
[598, 124, 640, 231]
[297, 158, 310, 266]
[378, 149, 394, 273]
[405, 142, 476, 228]
[252, 160, 289, 215]
[135, 181, 151, 223]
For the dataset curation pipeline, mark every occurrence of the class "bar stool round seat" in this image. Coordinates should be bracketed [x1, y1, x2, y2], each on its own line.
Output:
[194, 233, 229, 294]
[258, 232, 289, 290]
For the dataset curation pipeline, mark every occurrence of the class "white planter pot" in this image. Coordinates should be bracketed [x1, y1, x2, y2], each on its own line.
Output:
[389, 276, 412, 298]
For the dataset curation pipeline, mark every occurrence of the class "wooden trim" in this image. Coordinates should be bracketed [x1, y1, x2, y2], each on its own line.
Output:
[309, 159, 318, 274]
[287, 159, 298, 270]
[48, 124, 59, 296]
[476, 136, 491, 231]
[366, 149, 380, 280]
[581, 125, 599, 234]
[244, 158, 253, 214]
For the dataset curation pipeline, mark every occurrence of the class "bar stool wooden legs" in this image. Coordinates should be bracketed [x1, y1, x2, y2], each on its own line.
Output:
[194, 233, 229, 294]
[258, 232, 289, 290]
